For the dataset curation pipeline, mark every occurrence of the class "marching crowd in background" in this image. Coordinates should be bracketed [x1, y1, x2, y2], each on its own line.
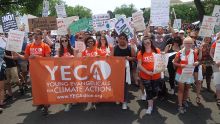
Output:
[0, 20, 220, 116]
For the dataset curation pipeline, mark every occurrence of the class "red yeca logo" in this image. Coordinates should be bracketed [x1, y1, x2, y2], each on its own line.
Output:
[45, 61, 111, 81]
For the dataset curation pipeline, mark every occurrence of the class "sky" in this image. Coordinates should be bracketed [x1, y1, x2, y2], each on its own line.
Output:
[64, 0, 194, 14]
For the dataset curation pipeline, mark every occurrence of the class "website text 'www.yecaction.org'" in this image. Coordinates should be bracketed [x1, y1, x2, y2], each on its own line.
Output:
[56, 94, 103, 99]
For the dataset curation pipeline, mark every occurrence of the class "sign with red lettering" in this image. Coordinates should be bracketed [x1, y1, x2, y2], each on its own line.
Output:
[6, 30, 25, 52]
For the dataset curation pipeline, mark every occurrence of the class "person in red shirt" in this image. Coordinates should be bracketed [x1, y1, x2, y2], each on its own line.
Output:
[210, 34, 220, 107]
[56, 35, 74, 57]
[97, 35, 112, 56]
[173, 37, 199, 114]
[137, 35, 161, 115]
[14, 29, 51, 115]
[82, 36, 101, 57]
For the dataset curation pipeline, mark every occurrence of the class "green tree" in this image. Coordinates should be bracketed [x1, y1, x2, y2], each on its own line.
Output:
[113, 4, 137, 17]
[66, 5, 92, 18]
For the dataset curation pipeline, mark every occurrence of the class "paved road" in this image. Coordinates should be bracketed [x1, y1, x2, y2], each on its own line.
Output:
[0, 82, 220, 124]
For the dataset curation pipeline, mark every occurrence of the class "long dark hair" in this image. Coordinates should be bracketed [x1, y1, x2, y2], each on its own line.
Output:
[141, 36, 157, 55]
[97, 35, 108, 49]
[59, 35, 74, 57]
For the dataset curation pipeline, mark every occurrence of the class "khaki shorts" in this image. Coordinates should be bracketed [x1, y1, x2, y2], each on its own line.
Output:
[19, 61, 28, 72]
[5, 67, 19, 84]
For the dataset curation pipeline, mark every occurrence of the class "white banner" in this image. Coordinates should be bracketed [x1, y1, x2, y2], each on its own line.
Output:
[6, 30, 25, 52]
[198, 16, 217, 37]
[214, 42, 220, 61]
[56, 4, 67, 18]
[150, 0, 170, 26]
[173, 19, 181, 29]
[132, 11, 145, 31]
[42, 0, 49, 17]
[115, 17, 134, 40]
[153, 54, 169, 73]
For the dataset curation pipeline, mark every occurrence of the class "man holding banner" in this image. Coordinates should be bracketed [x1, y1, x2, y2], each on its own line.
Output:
[14, 29, 51, 115]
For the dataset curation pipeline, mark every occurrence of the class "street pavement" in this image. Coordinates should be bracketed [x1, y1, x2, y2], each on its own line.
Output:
[0, 82, 220, 124]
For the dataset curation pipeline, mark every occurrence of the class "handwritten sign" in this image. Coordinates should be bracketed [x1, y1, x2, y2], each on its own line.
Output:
[212, 5, 220, 33]
[115, 17, 134, 40]
[6, 30, 25, 52]
[214, 42, 220, 61]
[92, 14, 110, 31]
[198, 16, 217, 37]
[42, 0, 49, 17]
[75, 41, 86, 52]
[153, 54, 169, 73]
[179, 65, 195, 82]
[28, 16, 57, 32]
[55, 4, 67, 18]
[132, 11, 145, 31]
[150, 0, 170, 26]
[173, 19, 181, 30]
[1, 13, 18, 32]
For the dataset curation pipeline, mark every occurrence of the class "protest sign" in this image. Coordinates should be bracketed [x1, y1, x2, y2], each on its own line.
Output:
[75, 41, 86, 52]
[0, 36, 7, 49]
[132, 11, 145, 31]
[212, 5, 220, 33]
[92, 14, 110, 31]
[109, 18, 117, 29]
[173, 19, 181, 30]
[179, 65, 195, 82]
[0, 25, 3, 33]
[115, 14, 126, 19]
[28, 16, 57, 32]
[214, 42, 220, 61]
[29, 57, 125, 105]
[6, 30, 25, 52]
[198, 16, 217, 37]
[115, 17, 134, 40]
[69, 18, 92, 35]
[1, 13, 18, 32]
[153, 54, 169, 73]
[56, 4, 67, 18]
[57, 16, 79, 35]
[150, 0, 170, 26]
[42, 0, 49, 17]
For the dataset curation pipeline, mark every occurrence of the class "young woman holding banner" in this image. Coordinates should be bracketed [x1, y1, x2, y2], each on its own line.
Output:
[81, 36, 101, 110]
[173, 37, 199, 114]
[97, 35, 112, 56]
[137, 35, 162, 115]
[55, 35, 75, 112]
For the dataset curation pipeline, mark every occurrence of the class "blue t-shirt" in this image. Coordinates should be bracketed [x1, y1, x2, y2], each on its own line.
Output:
[70, 35, 75, 47]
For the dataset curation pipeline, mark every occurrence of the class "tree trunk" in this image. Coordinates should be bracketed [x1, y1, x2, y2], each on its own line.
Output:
[194, 0, 205, 22]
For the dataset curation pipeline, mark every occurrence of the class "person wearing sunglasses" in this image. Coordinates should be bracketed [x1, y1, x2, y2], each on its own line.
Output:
[97, 35, 112, 56]
[13, 29, 51, 116]
[137, 35, 161, 115]
[57, 35, 74, 57]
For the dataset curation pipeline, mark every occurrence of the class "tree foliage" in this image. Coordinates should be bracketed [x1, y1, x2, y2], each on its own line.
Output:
[113, 4, 137, 17]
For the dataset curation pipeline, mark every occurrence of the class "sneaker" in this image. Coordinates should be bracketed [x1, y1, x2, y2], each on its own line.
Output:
[0, 108, 3, 113]
[84, 102, 96, 111]
[42, 106, 49, 116]
[122, 102, 127, 110]
[141, 94, 147, 101]
[146, 107, 153, 115]
[169, 89, 175, 95]
[64, 104, 71, 112]
[19, 88, 25, 95]
[183, 101, 189, 108]
[178, 106, 185, 114]
[115, 102, 120, 105]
